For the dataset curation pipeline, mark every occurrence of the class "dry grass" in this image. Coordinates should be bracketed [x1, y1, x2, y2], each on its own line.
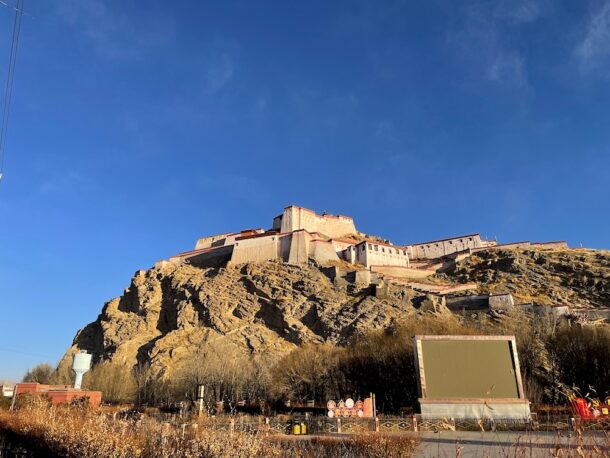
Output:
[0, 400, 419, 457]
[269, 434, 419, 458]
[0, 398, 275, 457]
[3, 400, 607, 457]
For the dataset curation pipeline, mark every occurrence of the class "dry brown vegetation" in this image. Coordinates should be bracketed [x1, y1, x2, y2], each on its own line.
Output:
[24, 310, 609, 412]
[21, 363, 55, 384]
[268, 435, 419, 458]
[2, 398, 609, 457]
[271, 312, 610, 410]
[0, 399, 419, 458]
[80, 345, 272, 408]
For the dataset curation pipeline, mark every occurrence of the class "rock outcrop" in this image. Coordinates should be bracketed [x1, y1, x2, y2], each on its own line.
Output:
[60, 247, 610, 377]
[59, 261, 424, 376]
[444, 248, 610, 308]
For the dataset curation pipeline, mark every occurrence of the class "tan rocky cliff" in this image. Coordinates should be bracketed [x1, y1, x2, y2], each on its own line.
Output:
[59, 261, 424, 376]
[60, 247, 610, 377]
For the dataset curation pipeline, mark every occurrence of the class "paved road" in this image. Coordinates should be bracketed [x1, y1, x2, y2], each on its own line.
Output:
[417, 431, 609, 457]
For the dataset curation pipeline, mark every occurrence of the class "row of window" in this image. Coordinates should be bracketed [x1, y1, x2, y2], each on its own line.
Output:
[356, 244, 407, 256]
[421, 237, 474, 250]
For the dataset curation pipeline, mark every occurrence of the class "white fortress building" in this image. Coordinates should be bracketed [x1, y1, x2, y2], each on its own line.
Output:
[169, 205, 504, 273]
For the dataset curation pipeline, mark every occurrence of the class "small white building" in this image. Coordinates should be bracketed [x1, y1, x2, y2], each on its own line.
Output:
[1, 385, 14, 398]
[352, 240, 410, 268]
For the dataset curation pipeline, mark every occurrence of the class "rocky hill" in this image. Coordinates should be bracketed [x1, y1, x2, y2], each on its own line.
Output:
[59, 260, 426, 377]
[443, 248, 610, 308]
[59, 247, 610, 377]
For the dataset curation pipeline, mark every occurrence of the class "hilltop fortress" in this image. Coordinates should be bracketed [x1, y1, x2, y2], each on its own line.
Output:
[59, 205, 604, 394]
[170, 206, 566, 282]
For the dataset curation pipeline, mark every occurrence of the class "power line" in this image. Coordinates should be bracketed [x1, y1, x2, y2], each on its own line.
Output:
[0, 1, 31, 17]
[0, 0, 24, 184]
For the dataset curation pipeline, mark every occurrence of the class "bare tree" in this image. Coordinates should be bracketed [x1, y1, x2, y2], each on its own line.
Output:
[22, 363, 54, 384]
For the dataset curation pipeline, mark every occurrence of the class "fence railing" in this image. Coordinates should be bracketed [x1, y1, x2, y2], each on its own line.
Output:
[168, 414, 609, 436]
[573, 417, 610, 431]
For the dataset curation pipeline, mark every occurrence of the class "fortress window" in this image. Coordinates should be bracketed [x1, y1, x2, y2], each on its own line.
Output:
[381, 247, 385, 252]
[374, 245, 378, 251]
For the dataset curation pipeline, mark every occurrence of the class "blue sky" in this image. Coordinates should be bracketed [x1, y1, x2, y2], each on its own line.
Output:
[1, 0, 609, 381]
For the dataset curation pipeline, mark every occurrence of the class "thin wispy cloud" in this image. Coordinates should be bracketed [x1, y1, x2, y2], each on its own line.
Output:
[509, 0, 546, 24]
[575, 1, 610, 75]
[485, 53, 527, 86]
[38, 169, 90, 196]
[204, 53, 235, 94]
[55, 0, 174, 59]
[254, 97, 268, 113]
[248, 96, 270, 124]
[450, 0, 548, 89]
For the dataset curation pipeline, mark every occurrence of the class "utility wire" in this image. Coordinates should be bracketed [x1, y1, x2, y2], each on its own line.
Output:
[0, 1, 31, 17]
[0, 0, 24, 183]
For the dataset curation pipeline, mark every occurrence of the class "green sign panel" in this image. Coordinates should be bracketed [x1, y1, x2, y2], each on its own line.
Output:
[420, 339, 520, 399]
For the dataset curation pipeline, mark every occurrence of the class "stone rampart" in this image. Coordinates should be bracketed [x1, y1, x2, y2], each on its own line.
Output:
[195, 232, 233, 250]
[309, 240, 340, 264]
[530, 241, 568, 250]
[229, 234, 279, 265]
[182, 245, 233, 268]
[278, 206, 357, 238]
[471, 241, 531, 253]
[410, 234, 482, 260]
[489, 293, 514, 311]
[287, 230, 310, 264]
[370, 265, 434, 279]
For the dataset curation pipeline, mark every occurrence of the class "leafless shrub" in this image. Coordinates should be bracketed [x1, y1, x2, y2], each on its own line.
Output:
[83, 361, 137, 404]
[22, 363, 54, 384]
